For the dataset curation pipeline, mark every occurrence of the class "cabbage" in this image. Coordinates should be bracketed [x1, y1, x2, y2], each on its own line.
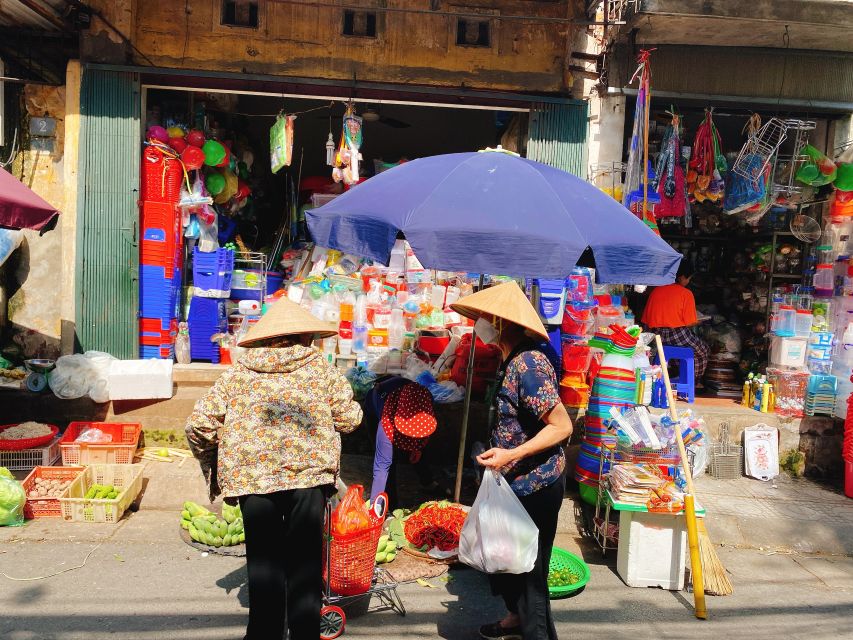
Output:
[0, 466, 13, 480]
[0, 475, 26, 526]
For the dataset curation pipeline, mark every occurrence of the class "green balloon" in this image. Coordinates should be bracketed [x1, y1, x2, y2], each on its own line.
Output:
[202, 140, 226, 167]
[206, 173, 226, 195]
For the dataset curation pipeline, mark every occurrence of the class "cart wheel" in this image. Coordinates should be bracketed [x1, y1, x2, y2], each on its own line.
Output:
[320, 605, 345, 639]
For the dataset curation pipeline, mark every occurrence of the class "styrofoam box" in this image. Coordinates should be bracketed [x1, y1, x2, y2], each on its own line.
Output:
[770, 336, 808, 368]
[616, 510, 687, 590]
[108, 359, 174, 400]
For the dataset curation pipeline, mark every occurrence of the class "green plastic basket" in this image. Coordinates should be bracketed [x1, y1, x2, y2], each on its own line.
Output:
[548, 547, 590, 598]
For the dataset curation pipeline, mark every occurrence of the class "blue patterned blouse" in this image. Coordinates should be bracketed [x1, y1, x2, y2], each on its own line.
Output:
[494, 349, 565, 496]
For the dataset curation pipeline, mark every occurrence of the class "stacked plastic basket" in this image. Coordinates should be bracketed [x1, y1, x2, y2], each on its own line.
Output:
[574, 326, 641, 505]
[139, 145, 184, 359]
[188, 297, 228, 363]
[845, 376, 853, 498]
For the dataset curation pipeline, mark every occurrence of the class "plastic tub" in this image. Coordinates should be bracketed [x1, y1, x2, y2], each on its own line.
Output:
[775, 305, 796, 336]
[561, 342, 592, 373]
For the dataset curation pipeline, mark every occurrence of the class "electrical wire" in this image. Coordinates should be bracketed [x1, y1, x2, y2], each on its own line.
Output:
[220, 101, 337, 118]
[1, 542, 102, 582]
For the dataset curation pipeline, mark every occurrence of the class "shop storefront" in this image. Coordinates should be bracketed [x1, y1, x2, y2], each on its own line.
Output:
[72, 64, 589, 360]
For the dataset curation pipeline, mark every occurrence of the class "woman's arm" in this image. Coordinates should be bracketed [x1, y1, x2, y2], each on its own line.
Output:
[329, 369, 364, 433]
[477, 403, 573, 469]
[185, 370, 232, 500]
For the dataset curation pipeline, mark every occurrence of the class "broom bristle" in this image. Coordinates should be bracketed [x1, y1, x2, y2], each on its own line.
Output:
[697, 520, 733, 596]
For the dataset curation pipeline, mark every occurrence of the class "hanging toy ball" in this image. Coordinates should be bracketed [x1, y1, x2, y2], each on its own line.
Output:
[216, 151, 231, 169]
[167, 126, 186, 139]
[169, 137, 188, 154]
[237, 161, 250, 180]
[186, 129, 206, 148]
[181, 145, 205, 171]
[206, 172, 226, 195]
[236, 179, 251, 201]
[147, 125, 169, 144]
[203, 140, 227, 166]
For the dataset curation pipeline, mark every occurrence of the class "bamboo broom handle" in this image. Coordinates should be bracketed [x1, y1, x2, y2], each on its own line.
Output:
[655, 334, 707, 619]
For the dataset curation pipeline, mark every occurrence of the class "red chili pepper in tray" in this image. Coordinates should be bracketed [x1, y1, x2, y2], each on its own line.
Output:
[403, 502, 467, 552]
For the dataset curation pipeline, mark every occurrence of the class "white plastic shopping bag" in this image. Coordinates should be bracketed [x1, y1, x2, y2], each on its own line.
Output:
[458, 470, 539, 574]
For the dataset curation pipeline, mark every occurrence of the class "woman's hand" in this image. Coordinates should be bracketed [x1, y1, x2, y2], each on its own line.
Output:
[476, 447, 518, 470]
[223, 496, 239, 507]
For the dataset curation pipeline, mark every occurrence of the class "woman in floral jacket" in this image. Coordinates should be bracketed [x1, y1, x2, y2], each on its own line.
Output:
[186, 297, 362, 640]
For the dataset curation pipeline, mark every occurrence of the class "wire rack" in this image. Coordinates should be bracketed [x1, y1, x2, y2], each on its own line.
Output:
[731, 117, 789, 185]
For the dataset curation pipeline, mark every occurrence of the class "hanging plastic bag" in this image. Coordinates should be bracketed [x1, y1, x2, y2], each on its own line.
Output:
[197, 212, 219, 253]
[458, 470, 539, 574]
[331, 484, 372, 537]
[796, 145, 838, 187]
[0, 468, 26, 527]
[0, 228, 24, 269]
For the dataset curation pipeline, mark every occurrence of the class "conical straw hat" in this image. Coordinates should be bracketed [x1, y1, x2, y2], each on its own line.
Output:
[237, 296, 337, 347]
[450, 281, 549, 340]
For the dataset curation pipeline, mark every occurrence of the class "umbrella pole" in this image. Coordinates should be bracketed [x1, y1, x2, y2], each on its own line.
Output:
[454, 274, 484, 503]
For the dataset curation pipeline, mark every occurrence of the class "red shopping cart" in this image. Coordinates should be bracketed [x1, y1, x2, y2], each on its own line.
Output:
[320, 492, 406, 639]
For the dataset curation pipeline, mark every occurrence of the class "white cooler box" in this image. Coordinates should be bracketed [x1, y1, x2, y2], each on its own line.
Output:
[616, 510, 688, 590]
[770, 336, 807, 368]
[108, 359, 174, 400]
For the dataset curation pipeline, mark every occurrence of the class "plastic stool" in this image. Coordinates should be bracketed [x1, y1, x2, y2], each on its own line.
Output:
[652, 345, 695, 404]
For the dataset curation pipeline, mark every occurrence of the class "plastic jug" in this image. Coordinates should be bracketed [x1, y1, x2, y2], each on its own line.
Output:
[776, 305, 796, 337]
[814, 264, 834, 298]
[794, 310, 813, 338]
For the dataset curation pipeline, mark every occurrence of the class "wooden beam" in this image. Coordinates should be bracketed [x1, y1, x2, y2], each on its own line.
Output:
[15, 0, 67, 31]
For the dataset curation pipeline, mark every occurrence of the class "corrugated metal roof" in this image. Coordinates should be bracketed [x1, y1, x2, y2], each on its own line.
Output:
[0, 0, 67, 31]
[632, 45, 853, 105]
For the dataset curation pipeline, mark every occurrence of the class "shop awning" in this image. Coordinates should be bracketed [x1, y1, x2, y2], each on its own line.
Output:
[0, 167, 60, 232]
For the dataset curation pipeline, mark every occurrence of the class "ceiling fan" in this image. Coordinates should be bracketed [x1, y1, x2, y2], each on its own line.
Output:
[316, 104, 410, 129]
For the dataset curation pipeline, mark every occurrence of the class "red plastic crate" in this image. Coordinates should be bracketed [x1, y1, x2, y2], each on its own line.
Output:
[59, 422, 142, 465]
[21, 466, 85, 518]
[141, 201, 179, 230]
[140, 318, 178, 334]
[141, 146, 183, 204]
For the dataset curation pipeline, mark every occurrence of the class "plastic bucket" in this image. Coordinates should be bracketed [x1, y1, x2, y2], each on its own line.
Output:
[561, 343, 592, 373]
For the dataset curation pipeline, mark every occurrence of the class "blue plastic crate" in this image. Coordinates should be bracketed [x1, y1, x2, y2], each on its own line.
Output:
[140, 345, 174, 359]
[193, 247, 235, 269]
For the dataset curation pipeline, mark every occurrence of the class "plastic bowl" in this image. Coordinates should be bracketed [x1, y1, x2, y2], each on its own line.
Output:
[548, 547, 590, 598]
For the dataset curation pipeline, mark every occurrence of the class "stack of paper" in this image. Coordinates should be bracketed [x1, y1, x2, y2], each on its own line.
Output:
[608, 463, 665, 505]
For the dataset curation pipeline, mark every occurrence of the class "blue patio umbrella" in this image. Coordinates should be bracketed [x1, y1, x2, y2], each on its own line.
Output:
[306, 150, 682, 501]
[306, 151, 681, 285]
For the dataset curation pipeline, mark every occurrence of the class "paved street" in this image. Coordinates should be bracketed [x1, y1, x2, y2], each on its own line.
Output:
[2, 461, 852, 640]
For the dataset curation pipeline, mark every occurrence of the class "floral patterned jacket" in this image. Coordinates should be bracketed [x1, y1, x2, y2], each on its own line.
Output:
[185, 345, 363, 500]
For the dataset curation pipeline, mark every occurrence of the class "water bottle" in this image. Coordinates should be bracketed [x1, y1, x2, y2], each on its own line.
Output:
[175, 322, 191, 364]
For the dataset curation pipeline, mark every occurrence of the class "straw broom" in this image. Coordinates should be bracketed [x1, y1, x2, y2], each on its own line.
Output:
[655, 335, 733, 601]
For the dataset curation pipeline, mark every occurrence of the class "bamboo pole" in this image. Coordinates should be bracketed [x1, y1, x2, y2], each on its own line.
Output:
[454, 274, 485, 503]
[655, 334, 707, 620]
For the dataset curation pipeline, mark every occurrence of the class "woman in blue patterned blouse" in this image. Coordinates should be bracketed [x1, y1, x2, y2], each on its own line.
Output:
[452, 282, 573, 640]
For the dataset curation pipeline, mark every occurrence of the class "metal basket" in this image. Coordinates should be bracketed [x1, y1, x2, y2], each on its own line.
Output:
[707, 422, 743, 479]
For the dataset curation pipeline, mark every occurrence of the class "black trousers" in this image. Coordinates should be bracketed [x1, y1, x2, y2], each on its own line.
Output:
[239, 487, 329, 640]
[489, 474, 565, 640]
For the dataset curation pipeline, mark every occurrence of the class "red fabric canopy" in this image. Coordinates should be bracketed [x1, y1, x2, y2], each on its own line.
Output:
[0, 167, 60, 231]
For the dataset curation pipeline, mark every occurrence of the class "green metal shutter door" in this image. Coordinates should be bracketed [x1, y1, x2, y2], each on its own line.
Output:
[75, 69, 140, 358]
[526, 102, 589, 177]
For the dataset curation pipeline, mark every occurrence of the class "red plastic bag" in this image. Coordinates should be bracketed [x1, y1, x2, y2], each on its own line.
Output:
[332, 484, 371, 537]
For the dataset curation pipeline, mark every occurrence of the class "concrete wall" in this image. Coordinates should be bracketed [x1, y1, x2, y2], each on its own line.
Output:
[5, 85, 67, 360]
[84, 0, 579, 93]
